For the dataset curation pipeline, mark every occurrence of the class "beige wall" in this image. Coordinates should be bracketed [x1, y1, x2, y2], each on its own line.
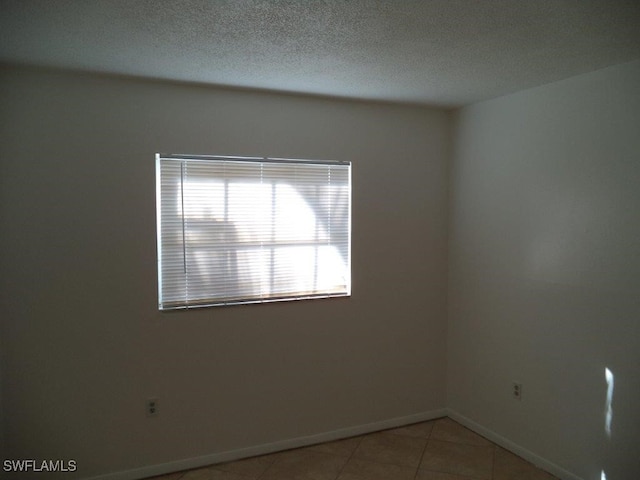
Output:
[4, 59, 638, 480]
[448, 60, 640, 480]
[0, 67, 450, 479]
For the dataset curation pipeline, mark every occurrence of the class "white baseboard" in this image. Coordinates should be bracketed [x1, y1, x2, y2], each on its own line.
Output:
[85, 409, 447, 480]
[446, 409, 583, 480]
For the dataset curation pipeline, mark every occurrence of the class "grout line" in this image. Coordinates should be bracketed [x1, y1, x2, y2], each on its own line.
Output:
[412, 441, 429, 480]
[253, 454, 276, 480]
[412, 423, 435, 480]
[333, 434, 364, 480]
[490, 441, 496, 480]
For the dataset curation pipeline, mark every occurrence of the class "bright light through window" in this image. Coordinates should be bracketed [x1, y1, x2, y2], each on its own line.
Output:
[156, 154, 351, 309]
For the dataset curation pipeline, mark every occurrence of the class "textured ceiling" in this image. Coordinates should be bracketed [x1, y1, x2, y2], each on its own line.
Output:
[1, 0, 639, 106]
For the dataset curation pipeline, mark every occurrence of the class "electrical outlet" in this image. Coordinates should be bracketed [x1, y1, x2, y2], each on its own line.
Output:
[146, 398, 159, 417]
[512, 383, 522, 400]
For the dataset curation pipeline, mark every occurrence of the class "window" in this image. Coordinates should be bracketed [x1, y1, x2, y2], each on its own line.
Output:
[156, 154, 351, 309]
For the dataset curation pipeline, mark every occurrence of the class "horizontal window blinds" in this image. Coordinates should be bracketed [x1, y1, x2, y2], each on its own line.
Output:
[156, 155, 351, 309]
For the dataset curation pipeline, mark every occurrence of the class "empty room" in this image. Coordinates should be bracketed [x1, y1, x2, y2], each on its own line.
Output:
[1, 2, 639, 480]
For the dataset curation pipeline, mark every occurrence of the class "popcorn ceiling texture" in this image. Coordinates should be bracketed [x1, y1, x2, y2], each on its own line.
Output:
[1, 0, 639, 106]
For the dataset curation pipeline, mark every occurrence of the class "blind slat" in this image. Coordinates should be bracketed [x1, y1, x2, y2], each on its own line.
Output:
[156, 154, 351, 309]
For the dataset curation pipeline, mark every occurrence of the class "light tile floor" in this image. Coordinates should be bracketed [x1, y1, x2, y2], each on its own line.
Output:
[148, 417, 558, 480]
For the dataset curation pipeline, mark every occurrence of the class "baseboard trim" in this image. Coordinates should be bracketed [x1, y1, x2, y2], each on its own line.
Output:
[85, 409, 447, 480]
[446, 409, 583, 480]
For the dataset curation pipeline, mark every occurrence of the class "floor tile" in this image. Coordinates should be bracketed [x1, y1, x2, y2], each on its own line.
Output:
[420, 440, 494, 480]
[209, 470, 256, 480]
[306, 436, 362, 456]
[145, 473, 184, 480]
[179, 468, 217, 480]
[416, 471, 479, 480]
[352, 431, 427, 467]
[141, 417, 560, 480]
[337, 458, 417, 480]
[260, 449, 348, 480]
[493, 447, 558, 480]
[430, 418, 493, 447]
[385, 420, 436, 438]
[213, 454, 276, 479]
